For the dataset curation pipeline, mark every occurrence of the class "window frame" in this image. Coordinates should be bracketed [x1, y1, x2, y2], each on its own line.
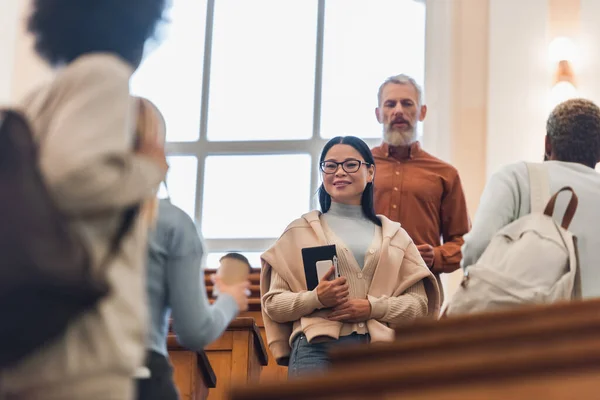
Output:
[161, 0, 417, 265]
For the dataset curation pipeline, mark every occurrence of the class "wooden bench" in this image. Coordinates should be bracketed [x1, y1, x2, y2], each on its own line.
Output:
[329, 298, 600, 368]
[205, 269, 288, 383]
[228, 299, 600, 400]
[167, 336, 216, 400]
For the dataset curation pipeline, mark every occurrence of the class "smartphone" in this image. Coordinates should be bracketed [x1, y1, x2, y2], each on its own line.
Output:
[316, 260, 334, 281]
[301, 245, 337, 290]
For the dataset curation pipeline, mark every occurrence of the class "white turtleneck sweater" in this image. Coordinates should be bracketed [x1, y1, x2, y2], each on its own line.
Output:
[322, 202, 376, 270]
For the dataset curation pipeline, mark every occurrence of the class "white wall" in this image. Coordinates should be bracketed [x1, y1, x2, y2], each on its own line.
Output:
[1, 0, 52, 105]
[580, 0, 600, 104]
[422, 0, 453, 163]
[0, 0, 22, 105]
[486, 0, 551, 178]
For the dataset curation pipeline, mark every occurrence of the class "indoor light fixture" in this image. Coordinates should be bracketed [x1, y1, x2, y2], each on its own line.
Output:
[548, 36, 577, 107]
[548, 36, 576, 65]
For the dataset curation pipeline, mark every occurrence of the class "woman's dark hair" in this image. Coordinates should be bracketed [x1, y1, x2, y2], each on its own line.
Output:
[27, 0, 169, 67]
[318, 136, 381, 227]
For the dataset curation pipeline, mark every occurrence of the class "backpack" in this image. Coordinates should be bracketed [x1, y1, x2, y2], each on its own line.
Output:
[0, 109, 138, 368]
[443, 162, 581, 316]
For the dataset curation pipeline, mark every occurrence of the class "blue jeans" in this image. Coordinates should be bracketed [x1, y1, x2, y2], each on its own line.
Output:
[288, 333, 369, 378]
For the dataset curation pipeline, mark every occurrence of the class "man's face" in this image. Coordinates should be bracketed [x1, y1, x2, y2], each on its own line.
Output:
[375, 83, 427, 146]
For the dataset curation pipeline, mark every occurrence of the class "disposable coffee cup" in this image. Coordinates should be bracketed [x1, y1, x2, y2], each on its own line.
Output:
[212, 257, 251, 298]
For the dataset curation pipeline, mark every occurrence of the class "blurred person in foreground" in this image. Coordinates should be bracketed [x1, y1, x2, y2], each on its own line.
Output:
[0, 1, 169, 398]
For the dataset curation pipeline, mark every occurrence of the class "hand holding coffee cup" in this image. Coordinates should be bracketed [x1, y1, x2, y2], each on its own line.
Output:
[211, 253, 252, 312]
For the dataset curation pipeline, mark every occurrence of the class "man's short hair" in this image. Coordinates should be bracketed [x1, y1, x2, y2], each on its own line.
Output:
[220, 253, 253, 272]
[547, 98, 600, 166]
[377, 74, 423, 107]
[27, 0, 169, 67]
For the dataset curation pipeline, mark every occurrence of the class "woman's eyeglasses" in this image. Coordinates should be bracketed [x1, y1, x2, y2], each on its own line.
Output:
[320, 159, 371, 174]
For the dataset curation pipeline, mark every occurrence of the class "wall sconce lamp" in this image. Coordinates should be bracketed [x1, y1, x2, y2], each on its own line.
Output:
[549, 37, 577, 107]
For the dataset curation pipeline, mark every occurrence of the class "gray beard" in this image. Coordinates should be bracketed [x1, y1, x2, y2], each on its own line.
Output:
[383, 126, 417, 147]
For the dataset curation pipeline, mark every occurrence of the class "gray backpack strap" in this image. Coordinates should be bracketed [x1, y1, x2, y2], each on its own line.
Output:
[526, 162, 550, 213]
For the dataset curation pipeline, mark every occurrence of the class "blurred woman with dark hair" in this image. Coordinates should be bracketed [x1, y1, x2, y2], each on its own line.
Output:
[135, 98, 249, 400]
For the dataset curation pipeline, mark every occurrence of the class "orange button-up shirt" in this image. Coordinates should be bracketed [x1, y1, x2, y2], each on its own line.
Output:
[371, 142, 470, 274]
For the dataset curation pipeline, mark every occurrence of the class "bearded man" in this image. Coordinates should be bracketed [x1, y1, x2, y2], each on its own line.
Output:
[371, 74, 470, 300]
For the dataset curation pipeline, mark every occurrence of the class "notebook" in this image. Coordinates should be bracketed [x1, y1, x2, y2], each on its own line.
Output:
[301, 244, 339, 291]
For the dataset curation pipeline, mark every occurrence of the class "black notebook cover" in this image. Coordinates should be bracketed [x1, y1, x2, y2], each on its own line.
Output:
[301, 244, 337, 291]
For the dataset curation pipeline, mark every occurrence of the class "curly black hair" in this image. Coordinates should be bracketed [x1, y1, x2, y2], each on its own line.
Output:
[547, 98, 600, 167]
[28, 0, 169, 67]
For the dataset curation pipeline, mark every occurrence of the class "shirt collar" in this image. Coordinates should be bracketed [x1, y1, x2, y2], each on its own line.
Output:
[380, 141, 422, 161]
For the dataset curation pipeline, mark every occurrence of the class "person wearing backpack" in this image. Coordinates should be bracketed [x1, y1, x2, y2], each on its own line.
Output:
[0, 1, 169, 399]
[461, 98, 600, 302]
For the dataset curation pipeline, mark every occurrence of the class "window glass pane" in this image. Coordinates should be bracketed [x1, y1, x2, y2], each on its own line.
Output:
[131, 0, 207, 142]
[207, 0, 318, 141]
[157, 181, 169, 200]
[311, 173, 323, 210]
[202, 154, 311, 238]
[205, 252, 263, 270]
[166, 156, 198, 220]
[319, 0, 426, 139]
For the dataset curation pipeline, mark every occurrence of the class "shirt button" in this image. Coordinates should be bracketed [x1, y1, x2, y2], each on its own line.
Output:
[357, 273, 363, 279]
[358, 323, 365, 328]
[369, 249, 375, 254]
[395, 171, 400, 175]
[393, 187, 398, 191]
[392, 204, 397, 209]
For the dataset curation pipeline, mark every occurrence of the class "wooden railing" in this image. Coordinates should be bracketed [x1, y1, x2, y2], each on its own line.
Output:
[228, 298, 600, 400]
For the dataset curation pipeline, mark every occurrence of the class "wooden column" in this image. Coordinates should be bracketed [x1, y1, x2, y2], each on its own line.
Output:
[204, 317, 269, 400]
[168, 336, 216, 400]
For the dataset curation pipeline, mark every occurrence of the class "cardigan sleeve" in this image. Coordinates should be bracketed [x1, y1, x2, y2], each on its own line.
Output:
[262, 268, 325, 323]
[367, 241, 430, 325]
[368, 280, 428, 325]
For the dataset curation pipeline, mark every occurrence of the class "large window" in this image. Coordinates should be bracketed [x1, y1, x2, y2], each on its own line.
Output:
[131, 0, 426, 269]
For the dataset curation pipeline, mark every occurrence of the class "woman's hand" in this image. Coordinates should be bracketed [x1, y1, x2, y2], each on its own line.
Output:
[316, 266, 349, 308]
[213, 276, 250, 312]
[328, 299, 371, 323]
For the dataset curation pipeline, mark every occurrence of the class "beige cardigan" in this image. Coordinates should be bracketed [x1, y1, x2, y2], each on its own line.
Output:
[260, 211, 440, 365]
[0, 53, 165, 391]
